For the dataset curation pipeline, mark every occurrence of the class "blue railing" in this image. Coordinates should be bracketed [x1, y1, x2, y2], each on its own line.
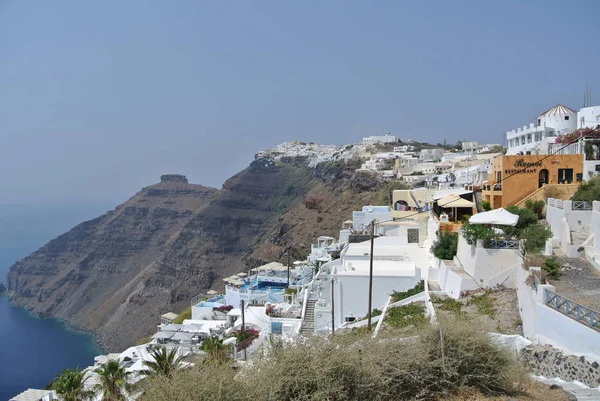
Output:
[484, 239, 520, 249]
[545, 290, 600, 332]
[572, 201, 592, 210]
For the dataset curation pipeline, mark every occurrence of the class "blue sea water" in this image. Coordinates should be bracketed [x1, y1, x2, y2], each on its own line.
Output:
[0, 202, 112, 400]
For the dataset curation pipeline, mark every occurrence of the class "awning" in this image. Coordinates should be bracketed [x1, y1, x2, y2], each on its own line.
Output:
[469, 208, 519, 226]
[237, 272, 248, 277]
[258, 262, 287, 271]
[206, 290, 218, 295]
[182, 323, 204, 332]
[162, 324, 183, 332]
[437, 194, 473, 208]
[152, 331, 174, 340]
[171, 332, 196, 342]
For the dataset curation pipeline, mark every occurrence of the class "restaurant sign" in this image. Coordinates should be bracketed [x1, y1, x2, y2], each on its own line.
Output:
[504, 159, 543, 174]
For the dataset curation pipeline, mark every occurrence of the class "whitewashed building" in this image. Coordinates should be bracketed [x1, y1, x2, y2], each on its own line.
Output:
[363, 134, 397, 144]
[578, 106, 600, 129]
[506, 104, 577, 155]
[352, 205, 393, 231]
[420, 148, 444, 161]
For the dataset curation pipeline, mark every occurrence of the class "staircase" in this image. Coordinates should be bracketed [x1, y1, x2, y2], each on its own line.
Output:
[474, 191, 485, 213]
[300, 299, 317, 335]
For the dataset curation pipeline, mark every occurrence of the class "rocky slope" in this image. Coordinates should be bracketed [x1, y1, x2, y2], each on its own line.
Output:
[7, 158, 394, 351]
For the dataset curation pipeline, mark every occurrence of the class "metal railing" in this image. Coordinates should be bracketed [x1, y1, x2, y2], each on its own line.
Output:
[544, 290, 600, 332]
[572, 201, 592, 210]
[484, 239, 520, 249]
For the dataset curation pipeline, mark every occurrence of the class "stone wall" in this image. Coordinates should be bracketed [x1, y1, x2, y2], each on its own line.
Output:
[522, 344, 600, 387]
[160, 174, 188, 183]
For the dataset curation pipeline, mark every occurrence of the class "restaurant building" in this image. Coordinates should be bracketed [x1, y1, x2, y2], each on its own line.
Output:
[482, 154, 583, 209]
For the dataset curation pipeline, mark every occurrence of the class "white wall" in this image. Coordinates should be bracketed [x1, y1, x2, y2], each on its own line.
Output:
[455, 235, 521, 287]
[546, 199, 592, 257]
[333, 273, 421, 327]
[584, 160, 600, 181]
[516, 265, 600, 359]
[577, 106, 600, 129]
[353, 206, 393, 231]
[585, 201, 600, 270]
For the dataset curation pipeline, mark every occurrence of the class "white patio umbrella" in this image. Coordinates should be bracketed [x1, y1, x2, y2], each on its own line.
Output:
[206, 290, 218, 295]
[237, 272, 248, 277]
[469, 208, 519, 226]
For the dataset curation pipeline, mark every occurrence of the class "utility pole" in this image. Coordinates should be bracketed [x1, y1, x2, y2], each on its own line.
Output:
[367, 220, 375, 331]
[241, 299, 247, 361]
[287, 250, 291, 287]
[331, 278, 335, 335]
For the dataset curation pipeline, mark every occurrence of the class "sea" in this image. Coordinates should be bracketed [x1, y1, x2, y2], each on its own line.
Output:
[0, 202, 112, 400]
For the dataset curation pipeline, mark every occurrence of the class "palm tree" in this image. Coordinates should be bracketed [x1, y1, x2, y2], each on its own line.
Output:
[140, 346, 185, 378]
[94, 359, 132, 401]
[51, 368, 93, 401]
[201, 336, 228, 363]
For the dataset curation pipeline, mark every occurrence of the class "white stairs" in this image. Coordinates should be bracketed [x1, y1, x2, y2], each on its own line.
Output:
[300, 299, 317, 335]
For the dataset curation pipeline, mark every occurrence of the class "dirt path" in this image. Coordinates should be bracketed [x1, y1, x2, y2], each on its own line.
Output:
[550, 256, 600, 311]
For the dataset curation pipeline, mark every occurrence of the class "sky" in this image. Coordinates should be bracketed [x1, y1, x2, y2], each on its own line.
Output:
[1, 0, 599, 205]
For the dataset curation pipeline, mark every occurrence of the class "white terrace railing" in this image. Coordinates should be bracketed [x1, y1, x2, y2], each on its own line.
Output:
[547, 198, 556, 207]
[545, 290, 600, 332]
[572, 201, 592, 210]
[555, 199, 564, 210]
[484, 239, 520, 249]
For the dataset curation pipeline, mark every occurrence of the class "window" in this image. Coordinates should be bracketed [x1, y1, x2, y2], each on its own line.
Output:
[527, 134, 532, 143]
[521, 136, 525, 145]
[345, 316, 356, 323]
[558, 168, 574, 183]
[407, 228, 419, 243]
[564, 116, 569, 121]
[537, 119, 541, 125]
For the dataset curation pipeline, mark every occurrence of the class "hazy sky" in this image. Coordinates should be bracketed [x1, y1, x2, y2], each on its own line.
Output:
[1, 0, 599, 205]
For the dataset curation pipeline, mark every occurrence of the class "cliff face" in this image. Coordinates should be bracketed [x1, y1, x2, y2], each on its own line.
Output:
[7, 161, 386, 351]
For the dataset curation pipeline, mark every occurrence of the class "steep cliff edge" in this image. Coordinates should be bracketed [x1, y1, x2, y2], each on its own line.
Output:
[7, 160, 390, 351]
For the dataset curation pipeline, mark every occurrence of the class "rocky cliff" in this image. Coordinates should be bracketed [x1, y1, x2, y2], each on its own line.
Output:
[7, 159, 394, 351]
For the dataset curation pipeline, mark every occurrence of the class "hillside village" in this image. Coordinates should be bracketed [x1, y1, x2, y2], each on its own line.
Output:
[13, 103, 600, 400]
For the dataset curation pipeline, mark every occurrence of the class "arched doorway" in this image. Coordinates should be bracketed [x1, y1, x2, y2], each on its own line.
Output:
[394, 200, 409, 211]
[539, 169, 549, 188]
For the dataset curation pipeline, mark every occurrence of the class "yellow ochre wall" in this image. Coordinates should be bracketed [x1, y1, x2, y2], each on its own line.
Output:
[493, 154, 583, 208]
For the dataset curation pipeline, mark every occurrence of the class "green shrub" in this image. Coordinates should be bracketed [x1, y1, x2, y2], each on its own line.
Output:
[524, 199, 545, 219]
[384, 303, 427, 328]
[391, 281, 425, 302]
[519, 223, 552, 256]
[572, 176, 600, 203]
[543, 257, 561, 280]
[172, 307, 191, 324]
[461, 222, 496, 245]
[431, 296, 464, 314]
[431, 231, 458, 260]
[481, 200, 492, 211]
[467, 290, 496, 317]
[504, 206, 539, 238]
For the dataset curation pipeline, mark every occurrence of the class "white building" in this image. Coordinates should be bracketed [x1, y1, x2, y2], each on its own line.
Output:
[394, 145, 414, 152]
[420, 148, 444, 161]
[578, 106, 600, 129]
[462, 141, 478, 152]
[506, 104, 577, 155]
[310, 235, 426, 331]
[362, 134, 397, 144]
[9, 389, 56, 401]
[352, 205, 393, 231]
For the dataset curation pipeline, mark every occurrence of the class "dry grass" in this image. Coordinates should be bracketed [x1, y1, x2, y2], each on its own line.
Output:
[141, 318, 528, 401]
